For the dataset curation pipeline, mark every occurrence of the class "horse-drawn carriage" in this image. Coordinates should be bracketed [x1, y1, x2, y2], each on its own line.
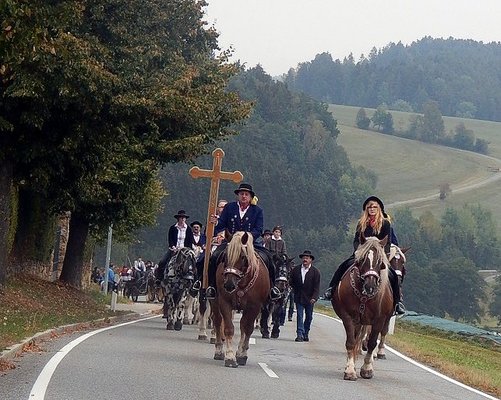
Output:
[121, 268, 156, 302]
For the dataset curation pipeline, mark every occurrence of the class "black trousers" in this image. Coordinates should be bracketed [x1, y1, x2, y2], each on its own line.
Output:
[207, 243, 275, 287]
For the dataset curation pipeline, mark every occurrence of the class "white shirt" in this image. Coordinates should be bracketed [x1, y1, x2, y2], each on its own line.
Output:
[238, 203, 249, 219]
[176, 224, 187, 248]
[301, 264, 311, 283]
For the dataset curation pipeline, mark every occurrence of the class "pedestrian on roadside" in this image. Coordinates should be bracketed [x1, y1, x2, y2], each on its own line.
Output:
[289, 250, 320, 342]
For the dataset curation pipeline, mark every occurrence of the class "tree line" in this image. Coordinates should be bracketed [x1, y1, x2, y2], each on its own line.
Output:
[285, 37, 501, 122]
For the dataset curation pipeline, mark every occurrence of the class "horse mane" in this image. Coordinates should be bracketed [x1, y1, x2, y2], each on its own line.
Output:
[227, 231, 259, 274]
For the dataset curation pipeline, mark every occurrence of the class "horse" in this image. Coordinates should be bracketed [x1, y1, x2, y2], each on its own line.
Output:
[259, 253, 294, 339]
[367, 244, 410, 359]
[331, 234, 394, 380]
[161, 247, 197, 331]
[210, 231, 270, 367]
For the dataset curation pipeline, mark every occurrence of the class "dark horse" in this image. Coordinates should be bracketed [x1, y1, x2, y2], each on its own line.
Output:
[332, 234, 394, 380]
[162, 247, 196, 331]
[367, 244, 410, 359]
[210, 231, 270, 367]
[260, 253, 294, 339]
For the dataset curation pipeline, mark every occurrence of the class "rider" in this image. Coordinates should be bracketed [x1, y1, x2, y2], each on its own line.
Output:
[133, 257, 146, 279]
[323, 196, 405, 315]
[156, 210, 195, 283]
[266, 225, 287, 256]
[204, 183, 281, 301]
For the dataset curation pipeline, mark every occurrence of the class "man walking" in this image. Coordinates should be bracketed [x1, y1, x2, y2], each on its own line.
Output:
[290, 250, 320, 342]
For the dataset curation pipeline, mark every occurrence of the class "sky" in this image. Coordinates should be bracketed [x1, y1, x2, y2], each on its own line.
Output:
[204, 0, 501, 76]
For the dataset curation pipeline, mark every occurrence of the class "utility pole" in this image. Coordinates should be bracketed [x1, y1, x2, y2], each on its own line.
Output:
[103, 224, 113, 294]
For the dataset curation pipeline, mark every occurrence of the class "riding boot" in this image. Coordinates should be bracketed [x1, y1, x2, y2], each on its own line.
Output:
[389, 267, 406, 315]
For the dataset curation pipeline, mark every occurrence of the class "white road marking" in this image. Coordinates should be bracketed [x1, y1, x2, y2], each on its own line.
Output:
[317, 313, 498, 400]
[28, 315, 159, 400]
[258, 362, 279, 378]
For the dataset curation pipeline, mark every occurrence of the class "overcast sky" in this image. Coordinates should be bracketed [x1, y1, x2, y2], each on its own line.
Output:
[204, 0, 501, 76]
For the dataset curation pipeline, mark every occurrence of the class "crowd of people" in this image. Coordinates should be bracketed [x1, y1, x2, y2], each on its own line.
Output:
[155, 181, 406, 343]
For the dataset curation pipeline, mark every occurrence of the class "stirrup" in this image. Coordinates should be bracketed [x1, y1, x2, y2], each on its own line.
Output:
[270, 286, 281, 301]
[395, 302, 406, 315]
[323, 287, 333, 300]
[206, 286, 216, 300]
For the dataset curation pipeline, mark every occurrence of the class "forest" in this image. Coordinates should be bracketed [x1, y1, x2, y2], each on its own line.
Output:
[285, 37, 501, 122]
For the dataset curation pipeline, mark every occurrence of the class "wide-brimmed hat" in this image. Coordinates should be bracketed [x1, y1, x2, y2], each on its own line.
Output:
[234, 183, 255, 198]
[261, 229, 272, 237]
[190, 220, 203, 228]
[299, 250, 315, 260]
[174, 210, 189, 219]
[362, 196, 385, 212]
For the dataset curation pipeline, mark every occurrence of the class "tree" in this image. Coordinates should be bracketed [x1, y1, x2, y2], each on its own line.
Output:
[355, 107, 371, 129]
[422, 100, 445, 143]
[489, 275, 501, 326]
[1, 0, 251, 287]
[371, 105, 394, 133]
[453, 123, 475, 150]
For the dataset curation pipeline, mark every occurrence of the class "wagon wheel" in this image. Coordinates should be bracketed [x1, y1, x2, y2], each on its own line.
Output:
[146, 284, 156, 302]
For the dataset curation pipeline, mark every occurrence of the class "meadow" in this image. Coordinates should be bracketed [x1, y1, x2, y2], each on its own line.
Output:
[329, 104, 501, 226]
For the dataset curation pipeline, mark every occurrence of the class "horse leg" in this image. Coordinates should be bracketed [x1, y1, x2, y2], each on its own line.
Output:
[361, 324, 381, 379]
[210, 300, 225, 361]
[271, 304, 281, 338]
[183, 294, 194, 325]
[342, 320, 358, 381]
[236, 306, 260, 366]
[165, 295, 174, 330]
[197, 299, 208, 341]
[174, 291, 187, 331]
[260, 305, 270, 339]
[376, 317, 390, 359]
[221, 303, 237, 367]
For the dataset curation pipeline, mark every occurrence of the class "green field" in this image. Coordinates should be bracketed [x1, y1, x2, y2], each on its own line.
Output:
[329, 104, 501, 226]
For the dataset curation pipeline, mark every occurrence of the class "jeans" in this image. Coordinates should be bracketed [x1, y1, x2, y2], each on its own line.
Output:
[295, 302, 314, 337]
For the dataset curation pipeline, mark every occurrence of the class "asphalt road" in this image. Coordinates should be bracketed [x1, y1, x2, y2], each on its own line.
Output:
[0, 302, 497, 400]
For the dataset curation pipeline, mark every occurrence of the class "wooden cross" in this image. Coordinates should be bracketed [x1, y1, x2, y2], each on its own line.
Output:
[189, 148, 243, 288]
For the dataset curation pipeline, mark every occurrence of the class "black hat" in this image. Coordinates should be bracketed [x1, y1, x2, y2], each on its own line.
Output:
[272, 226, 282, 233]
[261, 229, 272, 237]
[174, 210, 189, 219]
[299, 250, 315, 260]
[234, 183, 255, 198]
[190, 220, 203, 228]
[362, 196, 385, 211]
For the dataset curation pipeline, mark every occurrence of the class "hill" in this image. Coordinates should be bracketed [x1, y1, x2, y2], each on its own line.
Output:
[329, 104, 501, 233]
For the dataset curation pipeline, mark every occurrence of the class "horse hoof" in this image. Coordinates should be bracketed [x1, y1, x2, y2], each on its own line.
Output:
[236, 356, 248, 366]
[174, 321, 183, 331]
[198, 335, 207, 341]
[225, 359, 238, 368]
[377, 354, 386, 360]
[166, 322, 174, 330]
[261, 333, 270, 339]
[210, 338, 216, 344]
[271, 332, 279, 339]
[343, 372, 357, 381]
[214, 352, 224, 361]
[360, 369, 373, 379]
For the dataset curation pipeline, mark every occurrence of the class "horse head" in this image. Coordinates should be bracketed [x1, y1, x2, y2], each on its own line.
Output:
[165, 247, 196, 284]
[222, 231, 257, 294]
[388, 244, 410, 284]
[273, 253, 293, 292]
[355, 234, 390, 297]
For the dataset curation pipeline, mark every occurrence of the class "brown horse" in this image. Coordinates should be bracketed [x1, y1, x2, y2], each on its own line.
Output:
[370, 244, 410, 359]
[332, 234, 394, 380]
[210, 231, 270, 367]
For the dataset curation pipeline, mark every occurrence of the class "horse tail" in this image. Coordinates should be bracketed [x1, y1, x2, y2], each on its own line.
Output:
[355, 325, 369, 358]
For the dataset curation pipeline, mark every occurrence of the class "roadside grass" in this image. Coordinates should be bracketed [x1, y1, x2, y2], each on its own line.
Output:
[328, 104, 501, 234]
[314, 304, 501, 398]
[0, 274, 129, 354]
